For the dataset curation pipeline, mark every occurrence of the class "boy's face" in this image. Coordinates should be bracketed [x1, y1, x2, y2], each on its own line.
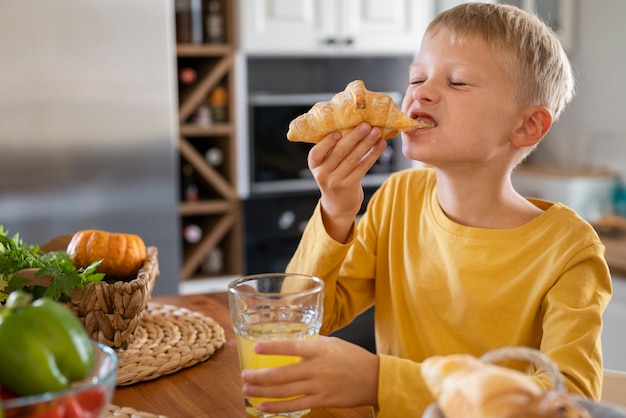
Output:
[401, 28, 524, 170]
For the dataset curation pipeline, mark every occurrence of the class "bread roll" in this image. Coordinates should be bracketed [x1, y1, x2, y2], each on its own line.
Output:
[421, 353, 591, 418]
[286, 80, 429, 144]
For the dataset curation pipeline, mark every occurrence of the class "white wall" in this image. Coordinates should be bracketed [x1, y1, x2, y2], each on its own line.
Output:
[603, 277, 626, 371]
[533, 1, 626, 182]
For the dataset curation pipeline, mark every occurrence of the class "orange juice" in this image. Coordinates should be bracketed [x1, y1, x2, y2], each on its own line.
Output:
[235, 322, 318, 414]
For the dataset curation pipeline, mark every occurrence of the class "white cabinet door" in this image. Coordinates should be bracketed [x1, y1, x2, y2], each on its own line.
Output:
[239, 0, 432, 55]
[339, 0, 432, 54]
[239, 0, 335, 54]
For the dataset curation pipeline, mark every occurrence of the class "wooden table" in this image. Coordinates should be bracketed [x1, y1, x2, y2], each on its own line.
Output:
[602, 235, 626, 278]
[112, 292, 376, 418]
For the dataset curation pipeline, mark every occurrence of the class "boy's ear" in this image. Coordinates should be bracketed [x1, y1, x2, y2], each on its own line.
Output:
[511, 106, 553, 148]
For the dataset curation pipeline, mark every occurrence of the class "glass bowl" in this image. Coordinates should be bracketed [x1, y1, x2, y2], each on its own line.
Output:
[1, 341, 117, 418]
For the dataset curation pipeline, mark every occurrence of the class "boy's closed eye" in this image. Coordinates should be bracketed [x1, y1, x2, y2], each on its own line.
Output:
[448, 79, 469, 87]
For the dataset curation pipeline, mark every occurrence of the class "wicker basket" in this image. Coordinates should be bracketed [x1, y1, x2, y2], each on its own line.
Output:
[422, 346, 626, 418]
[66, 246, 159, 348]
[19, 236, 159, 349]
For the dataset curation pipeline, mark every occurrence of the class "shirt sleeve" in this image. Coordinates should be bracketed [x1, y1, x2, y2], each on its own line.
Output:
[376, 355, 434, 417]
[538, 242, 612, 399]
[285, 200, 365, 334]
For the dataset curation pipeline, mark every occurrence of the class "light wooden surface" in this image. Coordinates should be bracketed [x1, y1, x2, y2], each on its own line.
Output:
[112, 292, 376, 418]
[602, 235, 626, 278]
[602, 369, 626, 407]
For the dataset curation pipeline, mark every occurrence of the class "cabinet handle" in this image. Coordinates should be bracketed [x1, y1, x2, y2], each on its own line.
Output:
[324, 37, 337, 45]
[344, 37, 354, 46]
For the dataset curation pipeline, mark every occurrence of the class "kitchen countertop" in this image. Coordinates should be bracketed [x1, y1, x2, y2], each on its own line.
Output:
[602, 234, 626, 278]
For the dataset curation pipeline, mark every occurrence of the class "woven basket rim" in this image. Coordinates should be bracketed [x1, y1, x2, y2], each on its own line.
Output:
[72, 246, 159, 300]
[71, 246, 160, 348]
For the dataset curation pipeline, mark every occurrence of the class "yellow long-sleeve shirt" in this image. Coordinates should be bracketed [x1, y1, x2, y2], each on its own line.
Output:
[286, 168, 612, 417]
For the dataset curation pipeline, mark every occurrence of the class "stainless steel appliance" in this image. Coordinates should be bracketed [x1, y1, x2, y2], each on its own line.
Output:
[0, 0, 180, 295]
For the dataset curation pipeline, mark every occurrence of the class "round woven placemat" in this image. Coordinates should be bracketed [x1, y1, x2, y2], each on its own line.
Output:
[114, 302, 226, 386]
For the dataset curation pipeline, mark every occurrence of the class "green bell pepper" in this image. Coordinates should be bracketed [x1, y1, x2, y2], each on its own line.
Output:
[0, 290, 95, 396]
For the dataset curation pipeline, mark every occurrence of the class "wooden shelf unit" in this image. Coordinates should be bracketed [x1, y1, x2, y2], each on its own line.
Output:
[175, 0, 242, 281]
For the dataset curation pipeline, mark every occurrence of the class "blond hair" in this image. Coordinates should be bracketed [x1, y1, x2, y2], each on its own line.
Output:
[426, 2, 575, 121]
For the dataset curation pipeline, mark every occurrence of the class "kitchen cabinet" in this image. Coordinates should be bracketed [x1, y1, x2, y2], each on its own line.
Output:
[238, 0, 433, 55]
[435, 0, 575, 52]
[175, 0, 243, 281]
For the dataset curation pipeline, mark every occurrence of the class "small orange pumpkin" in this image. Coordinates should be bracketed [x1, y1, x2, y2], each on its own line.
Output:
[67, 230, 147, 279]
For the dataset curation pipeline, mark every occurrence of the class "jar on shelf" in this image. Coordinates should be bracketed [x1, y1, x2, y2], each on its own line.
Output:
[208, 84, 228, 123]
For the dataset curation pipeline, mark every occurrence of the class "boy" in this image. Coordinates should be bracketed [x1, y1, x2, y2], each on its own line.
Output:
[240, 3, 612, 417]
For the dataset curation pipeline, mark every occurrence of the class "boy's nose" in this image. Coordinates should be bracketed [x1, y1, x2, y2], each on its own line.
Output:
[416, 83, 439, 104]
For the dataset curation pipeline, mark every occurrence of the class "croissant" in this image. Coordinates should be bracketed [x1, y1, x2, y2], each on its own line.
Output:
[421, 351, 591, 418]
[286, 80, 429, 144]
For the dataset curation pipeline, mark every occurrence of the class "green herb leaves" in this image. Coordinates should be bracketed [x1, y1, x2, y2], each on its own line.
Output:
[0, 226, 104, 303]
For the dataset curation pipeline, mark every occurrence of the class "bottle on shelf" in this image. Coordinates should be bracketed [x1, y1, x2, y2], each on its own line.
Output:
[183, 223, 203, 244]
[182, 164, 199, 202]
[201, 246, 224, 275]
[205, 0, 224, 44]
[175, 0, 192, 43]
[205, 147, 223, 168]
[208, 84, 228, 123]
[190, 0, 204, 44]
[179, 67, 198, 85]
[192, 103, 212, 126]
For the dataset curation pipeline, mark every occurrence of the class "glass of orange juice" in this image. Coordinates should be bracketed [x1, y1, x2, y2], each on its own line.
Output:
[228, 273, 324, 417]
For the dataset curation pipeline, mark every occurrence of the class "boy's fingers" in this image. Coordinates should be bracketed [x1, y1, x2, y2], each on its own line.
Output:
[309, 132, 341, 167]
[253, 336, 332, 357]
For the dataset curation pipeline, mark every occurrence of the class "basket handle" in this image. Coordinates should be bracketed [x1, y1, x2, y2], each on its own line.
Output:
[479, 346, 566, 393]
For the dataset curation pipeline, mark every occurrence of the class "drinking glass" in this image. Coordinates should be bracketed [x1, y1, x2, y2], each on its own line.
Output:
[228, 273, 325, 418]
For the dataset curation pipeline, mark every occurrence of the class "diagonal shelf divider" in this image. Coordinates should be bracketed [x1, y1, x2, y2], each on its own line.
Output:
[182, 211, 236, 279]
[175, 1, 241, 280]
[178, 137, 237, 200]
[179, 54, 233, 123]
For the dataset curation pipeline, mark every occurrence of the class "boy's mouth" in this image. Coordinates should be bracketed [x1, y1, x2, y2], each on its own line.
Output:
[407, 113, 436, 130]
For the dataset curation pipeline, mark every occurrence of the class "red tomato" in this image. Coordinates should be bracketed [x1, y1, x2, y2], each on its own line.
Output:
[62, 388, 106, 418]
[2, 387, 106, 418]
[29, 403, 65, 418]
[74, 387, 106, 416]
[60, 396, 83, 418]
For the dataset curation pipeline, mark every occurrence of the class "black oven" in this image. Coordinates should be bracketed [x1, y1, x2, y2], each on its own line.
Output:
[247, 91, 403, 195]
